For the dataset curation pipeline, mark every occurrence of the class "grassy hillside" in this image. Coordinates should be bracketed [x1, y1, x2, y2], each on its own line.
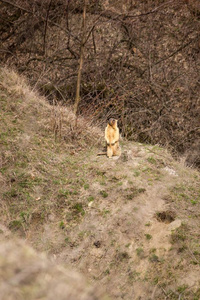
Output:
[0, 68, 200, 300]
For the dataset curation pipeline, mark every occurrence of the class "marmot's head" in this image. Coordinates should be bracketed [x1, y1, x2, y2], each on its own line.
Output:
[108, 118, 117, 127]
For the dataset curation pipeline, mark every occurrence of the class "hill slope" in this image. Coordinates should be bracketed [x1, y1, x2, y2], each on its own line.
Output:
[0, 68, 200, 300]
[0, 238, 105, 300]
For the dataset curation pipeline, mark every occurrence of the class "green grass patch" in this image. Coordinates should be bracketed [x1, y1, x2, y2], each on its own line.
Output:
[87, 196, 94, 202]
[8, 220, 22, 231]
[145, 234, 152, 240]
[100, 190, 108, 198]
[83, 183, 89, 190]
[72, 203, 85, 216]
[136, 247, 144, 258]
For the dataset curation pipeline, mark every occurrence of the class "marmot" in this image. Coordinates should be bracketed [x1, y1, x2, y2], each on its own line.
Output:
[105, 118, 121, 158]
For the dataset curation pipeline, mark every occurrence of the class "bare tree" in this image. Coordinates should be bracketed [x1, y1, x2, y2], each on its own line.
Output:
[74, 0, 87, 117]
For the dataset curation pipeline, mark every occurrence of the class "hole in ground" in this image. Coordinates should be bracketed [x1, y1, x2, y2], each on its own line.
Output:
[155, 210, 176, 224]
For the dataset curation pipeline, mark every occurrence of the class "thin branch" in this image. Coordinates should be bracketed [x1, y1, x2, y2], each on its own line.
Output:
[141, 34, 200, 76]
[43, 0, 53, 56]
[92, 0, 174, 22]
[153, 35, 200, 66]
[0, 0, 31, 13]
[123, 1, 174, 19]
[92, 28, 96, 54]
[66, 0, 71, 30]
[83, 12, 104, 46]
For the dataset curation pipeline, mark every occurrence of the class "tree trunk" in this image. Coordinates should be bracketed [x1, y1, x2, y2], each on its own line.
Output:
[74, 0, 87, 117]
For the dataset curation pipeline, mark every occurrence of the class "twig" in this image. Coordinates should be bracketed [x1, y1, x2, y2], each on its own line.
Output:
[187, 245, 199, 264]
[151, 284, 158, 299]
[92, 28, 96, 54]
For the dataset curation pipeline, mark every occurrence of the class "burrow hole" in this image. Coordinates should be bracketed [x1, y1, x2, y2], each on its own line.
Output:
[155, 210, 176, 224]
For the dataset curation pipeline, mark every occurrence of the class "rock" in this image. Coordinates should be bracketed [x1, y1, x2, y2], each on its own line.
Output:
[163, 166, 178, 176]
[167, 219, 182, 231]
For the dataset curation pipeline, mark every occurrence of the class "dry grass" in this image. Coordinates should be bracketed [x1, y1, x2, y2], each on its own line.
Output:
[0, 67, 103, 149]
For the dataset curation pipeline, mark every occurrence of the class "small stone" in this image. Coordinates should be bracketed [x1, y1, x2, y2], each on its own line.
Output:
[168, 219, 182, 231]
